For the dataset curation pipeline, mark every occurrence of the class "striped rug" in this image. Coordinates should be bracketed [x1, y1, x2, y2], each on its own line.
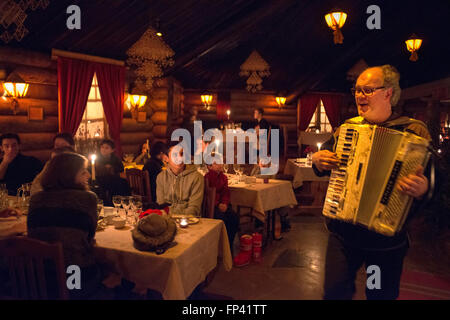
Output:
[398, 269, 450, 300]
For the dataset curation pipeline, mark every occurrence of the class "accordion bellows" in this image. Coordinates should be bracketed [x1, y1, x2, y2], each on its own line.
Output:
[323, 124, 430, 236]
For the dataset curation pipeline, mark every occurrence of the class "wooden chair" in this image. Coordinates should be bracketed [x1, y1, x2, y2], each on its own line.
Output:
[202, 178, 216, 218]
[0, 236, 69, 300]
[125, 168, 152, 204]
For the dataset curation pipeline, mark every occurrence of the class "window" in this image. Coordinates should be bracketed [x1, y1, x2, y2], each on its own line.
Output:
[74, 74, 109, 154]
[308, 99, 332, 132]
[75, 74, 108, 141]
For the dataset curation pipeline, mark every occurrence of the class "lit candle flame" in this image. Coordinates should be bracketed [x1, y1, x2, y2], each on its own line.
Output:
[180, 218, 188, 227]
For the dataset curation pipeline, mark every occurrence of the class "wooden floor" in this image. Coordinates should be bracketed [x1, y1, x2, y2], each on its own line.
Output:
[201, 209, 450, 300]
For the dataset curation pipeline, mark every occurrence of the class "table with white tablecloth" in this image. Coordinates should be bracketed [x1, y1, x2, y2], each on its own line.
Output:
[94, 218, 232, 300]
[0, 216, 27, 238]
[297, 131, 333, 148]
[283, 159, 329, 211]
[228, 177, 297, 222]
[283, 159, 330, 189]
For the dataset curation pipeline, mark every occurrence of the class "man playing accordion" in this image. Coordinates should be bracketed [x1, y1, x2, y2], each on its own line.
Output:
[312, 65, 431, 300]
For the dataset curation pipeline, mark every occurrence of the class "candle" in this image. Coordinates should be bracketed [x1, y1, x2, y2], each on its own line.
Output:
[316, 129, 320, 133]
[180, 218, 188, 228]
[317, 143, 322, 151]
[226, 109, 230, 120]
[91, 154, 96, 181]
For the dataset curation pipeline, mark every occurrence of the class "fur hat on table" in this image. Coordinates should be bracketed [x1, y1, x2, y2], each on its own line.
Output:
[132, 213, 177, 253]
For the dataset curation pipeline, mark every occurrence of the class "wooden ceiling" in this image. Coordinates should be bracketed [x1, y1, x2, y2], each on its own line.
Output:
[4, 0, 450, 99]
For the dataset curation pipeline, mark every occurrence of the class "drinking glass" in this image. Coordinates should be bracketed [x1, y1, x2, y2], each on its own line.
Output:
[233, 164, 243, 181]
[112, 195, 122, 215]
[131, 195, 143, 225]
[121, 196, 131, 223]
[223, 164, 229, 174]
[96, 199, 104, 218]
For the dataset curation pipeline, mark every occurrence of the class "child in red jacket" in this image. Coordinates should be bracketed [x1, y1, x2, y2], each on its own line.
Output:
[205, 162, 239, 255]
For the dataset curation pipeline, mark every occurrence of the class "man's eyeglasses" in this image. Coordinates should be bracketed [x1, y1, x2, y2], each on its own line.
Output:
[351, 86, 385, 96]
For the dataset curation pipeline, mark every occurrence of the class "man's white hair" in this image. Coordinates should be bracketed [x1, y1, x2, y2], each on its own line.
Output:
[364, 65, 401, 106]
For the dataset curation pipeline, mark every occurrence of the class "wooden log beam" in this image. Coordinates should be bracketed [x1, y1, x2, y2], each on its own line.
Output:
[0, 116, 58, 133]
[13, 66, 57, 85]
[151, 111, 168, 125]
[0, 47, 54, 69]
[165, 1, 288, 75]
[120, 132, 154, 145]
[121, 118, 154, 132]
[51, 49, 125, 67]
[16, 133, 54, 151]
[152, 125, 168, 138]
[0, 98, 58, 116]
[24, 84, 58, 100]
[21, 149, 52, 163]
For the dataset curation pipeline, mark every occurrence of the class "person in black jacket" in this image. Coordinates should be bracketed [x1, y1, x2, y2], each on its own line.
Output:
[143, 141, 168, 203]
[95, 139, 129, 205]
[0, 133, 42, 195]
[27, 152, 103, 299]
[312, 65, 431, 300]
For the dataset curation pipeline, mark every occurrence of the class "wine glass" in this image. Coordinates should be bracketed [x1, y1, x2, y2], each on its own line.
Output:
[112, 195, 122, 216]
[121, 196, 131, 223]
[96, 199, 104, 218]
[223, 164, 229, 175]
[131, 196, 143, 225]
[233, 164, 243, 181]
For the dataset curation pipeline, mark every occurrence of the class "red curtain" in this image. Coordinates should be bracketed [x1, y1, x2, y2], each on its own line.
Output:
[217, 91, 230, 121]
[321, 94, 342, 128]
[96, 63, 126, 157]
[57, 57, 95, 135]
[299, 94, 320, 131]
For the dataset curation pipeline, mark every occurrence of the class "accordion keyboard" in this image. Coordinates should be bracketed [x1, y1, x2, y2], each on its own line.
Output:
[323, 127, 356, 219]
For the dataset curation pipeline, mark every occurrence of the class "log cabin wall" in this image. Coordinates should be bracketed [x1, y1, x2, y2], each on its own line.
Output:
[183, 89, 298, 145]
[0, 47, 176, 160]
[0, 47, 57, 163]
[121, 77, 183, 155]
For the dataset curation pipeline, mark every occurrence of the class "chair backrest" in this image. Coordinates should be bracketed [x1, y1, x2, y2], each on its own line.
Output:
[126, 168, 152, 203]
[0, 236, 68, 300]
[202, 178, 216, 218]
[281, 124, 288, 159]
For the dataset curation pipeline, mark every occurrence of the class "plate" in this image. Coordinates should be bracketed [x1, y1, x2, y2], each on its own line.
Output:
[188, 217, 199, 224]
[176, 217, 200, 225]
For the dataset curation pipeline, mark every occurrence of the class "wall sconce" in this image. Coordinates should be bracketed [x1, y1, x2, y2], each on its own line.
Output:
[2, 72, 29, 114]
[201, 93, 213, 110]
[127, 94, 147, 119]
[325, 11, 347, 44]
[275, 96, 286, 108]
[405, 34, 422, 62]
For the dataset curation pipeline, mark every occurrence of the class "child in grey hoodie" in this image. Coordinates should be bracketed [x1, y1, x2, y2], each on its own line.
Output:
[156, 143, 204, 217]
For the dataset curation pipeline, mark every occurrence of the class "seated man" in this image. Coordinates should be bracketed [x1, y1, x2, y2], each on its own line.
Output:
[0, 133, 42, 196]
[134, 141, 150, 165]
[143, 141, 168, 203]
[95, 139, 129, 205]
[96, 139, 124, 176]
[205, 160, 239, 254]
[156, 142, 204, 217]
[53, 132, 75, 149]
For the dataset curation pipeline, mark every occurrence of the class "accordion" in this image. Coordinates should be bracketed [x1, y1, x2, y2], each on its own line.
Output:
[322, 123, 430, 236]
